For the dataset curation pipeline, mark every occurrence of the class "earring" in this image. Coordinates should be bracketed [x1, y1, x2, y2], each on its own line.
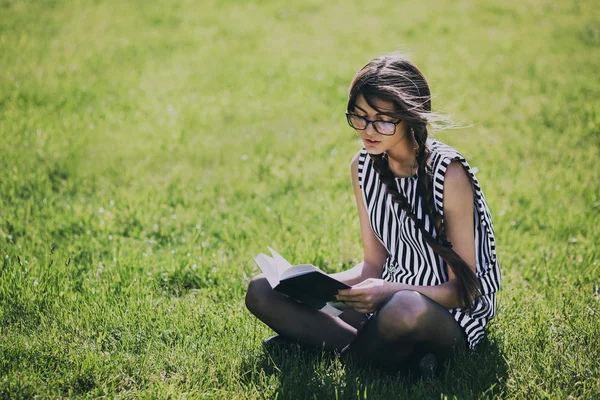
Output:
[410, 129, 421, 154]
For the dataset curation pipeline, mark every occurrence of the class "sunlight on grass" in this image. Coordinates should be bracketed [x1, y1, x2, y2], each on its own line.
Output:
[1, 0, 599, 398]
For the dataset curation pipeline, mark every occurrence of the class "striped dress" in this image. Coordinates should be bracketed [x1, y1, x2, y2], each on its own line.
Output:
[357, 139, 502, 349]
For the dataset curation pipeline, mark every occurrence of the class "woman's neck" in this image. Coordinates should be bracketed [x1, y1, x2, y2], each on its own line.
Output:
[386, 143, 418, 178]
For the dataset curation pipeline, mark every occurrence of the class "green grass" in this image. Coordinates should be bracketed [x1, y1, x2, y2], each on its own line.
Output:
[1, 0, 599, 398]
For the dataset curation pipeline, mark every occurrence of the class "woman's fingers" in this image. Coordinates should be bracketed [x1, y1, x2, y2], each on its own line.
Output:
[336, 288, 366, 300]
[335, 294, 351, 301]
[337, 290, 377, 313]
[342, 300, 362, 306]
[344, 301, 369, 310]
[342, 300, 374, 313]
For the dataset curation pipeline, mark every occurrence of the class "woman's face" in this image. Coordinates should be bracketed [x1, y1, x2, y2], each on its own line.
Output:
[350, 94, 410, 155]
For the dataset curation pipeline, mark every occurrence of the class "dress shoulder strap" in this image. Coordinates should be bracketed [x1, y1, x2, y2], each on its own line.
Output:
[427, 140, 481, 217]
[357, 148, 369, 190]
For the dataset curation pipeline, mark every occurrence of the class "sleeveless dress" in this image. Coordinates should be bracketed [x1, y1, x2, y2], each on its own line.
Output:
[357, 139, 502, 349]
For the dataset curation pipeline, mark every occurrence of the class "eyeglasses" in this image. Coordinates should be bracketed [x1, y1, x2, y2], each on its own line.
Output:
[345, 111, 402, 136]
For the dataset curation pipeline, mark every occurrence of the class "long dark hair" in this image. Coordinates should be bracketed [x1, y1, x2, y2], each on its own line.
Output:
[348, 54, 480, 310]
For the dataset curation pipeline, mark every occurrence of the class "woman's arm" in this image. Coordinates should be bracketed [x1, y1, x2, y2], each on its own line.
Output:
[336, 161, 477, 312]
[329, 152, 388, 286]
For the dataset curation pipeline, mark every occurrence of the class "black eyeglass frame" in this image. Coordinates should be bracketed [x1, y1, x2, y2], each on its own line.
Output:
[345, 111, 402, 136]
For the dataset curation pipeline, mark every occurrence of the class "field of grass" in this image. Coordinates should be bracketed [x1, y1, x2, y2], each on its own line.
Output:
[1, 0, 599, 398]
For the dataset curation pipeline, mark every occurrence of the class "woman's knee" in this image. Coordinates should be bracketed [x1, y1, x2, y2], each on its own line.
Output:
[245, 275, 273, 315]
[375, 290, 430, 339]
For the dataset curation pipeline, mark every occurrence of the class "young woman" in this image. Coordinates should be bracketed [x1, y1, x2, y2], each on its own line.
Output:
[245, 53, 501, 374]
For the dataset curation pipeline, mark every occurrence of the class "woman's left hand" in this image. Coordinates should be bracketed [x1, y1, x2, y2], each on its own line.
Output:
[335, 278, 394, 314]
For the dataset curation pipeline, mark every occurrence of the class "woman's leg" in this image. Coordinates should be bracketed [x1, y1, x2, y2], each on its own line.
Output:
[343, 290, 467, 367]
[245, 274, 368, 350]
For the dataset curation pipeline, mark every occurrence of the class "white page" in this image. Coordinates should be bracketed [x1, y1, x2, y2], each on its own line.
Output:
[320, 303, 344, 317]
[280, 264, 320, 280]
[267, 247, 293, 278]
[253, 253, 280, 288]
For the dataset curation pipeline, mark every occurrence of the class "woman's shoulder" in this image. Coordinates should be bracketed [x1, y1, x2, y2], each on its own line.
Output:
[351, 148, 370, 189]
[426, 139, 472, 180]
[350, 148, 362, 167]
[426, 139, 480, 216]
[427, 139, 465, 165]
[351, 148, 370, 169]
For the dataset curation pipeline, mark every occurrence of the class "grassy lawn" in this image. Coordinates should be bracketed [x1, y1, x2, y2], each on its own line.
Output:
[1, 0, 599, 398]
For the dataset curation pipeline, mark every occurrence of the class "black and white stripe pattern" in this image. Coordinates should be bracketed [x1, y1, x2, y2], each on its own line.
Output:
[357, 139, 502, 349]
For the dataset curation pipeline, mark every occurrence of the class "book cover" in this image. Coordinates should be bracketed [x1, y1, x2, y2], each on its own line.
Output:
[253, 247, 350, 316]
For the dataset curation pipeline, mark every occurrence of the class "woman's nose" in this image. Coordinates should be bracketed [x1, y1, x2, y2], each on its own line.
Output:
[364, 121, 378, 135]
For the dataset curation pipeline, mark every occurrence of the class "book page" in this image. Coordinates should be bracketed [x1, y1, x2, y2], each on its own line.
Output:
[267, 247, 294, 278]
[280, 264, 321, 280]
[320, 302, 344, 317]
[253, 253, 280, 288]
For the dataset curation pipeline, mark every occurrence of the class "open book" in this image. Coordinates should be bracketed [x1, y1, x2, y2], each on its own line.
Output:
[253, 247, 351, 316]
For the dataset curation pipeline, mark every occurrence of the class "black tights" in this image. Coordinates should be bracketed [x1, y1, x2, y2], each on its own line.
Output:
[342, 290, 467, 366]
[245, 275, 467, 368]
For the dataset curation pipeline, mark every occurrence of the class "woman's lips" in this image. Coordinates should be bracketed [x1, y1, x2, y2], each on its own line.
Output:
[364, 139, 381, 147]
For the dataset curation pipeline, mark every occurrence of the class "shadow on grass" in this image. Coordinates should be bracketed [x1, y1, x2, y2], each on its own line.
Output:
[240, 337, 507, 399]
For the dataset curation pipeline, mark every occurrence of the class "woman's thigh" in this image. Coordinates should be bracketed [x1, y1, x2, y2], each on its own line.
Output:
[246, 274, 363, 349]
